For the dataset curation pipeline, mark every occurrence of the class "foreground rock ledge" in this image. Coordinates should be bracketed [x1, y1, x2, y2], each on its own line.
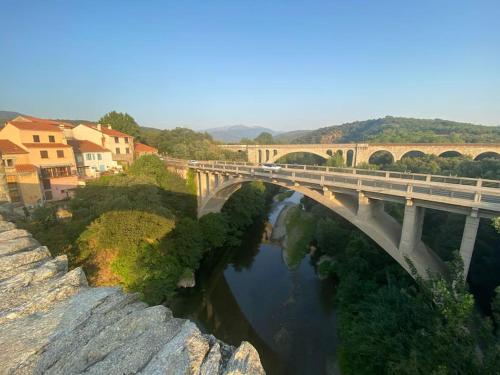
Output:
[0, 217, 265, 375]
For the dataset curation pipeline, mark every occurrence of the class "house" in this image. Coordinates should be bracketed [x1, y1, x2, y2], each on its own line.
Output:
[68, 140, 120, 178]
[0, 119, 79, 202]
[0, 139, 42, 205]
[134, 142, 158, 158]
[72, 123, 134, 165]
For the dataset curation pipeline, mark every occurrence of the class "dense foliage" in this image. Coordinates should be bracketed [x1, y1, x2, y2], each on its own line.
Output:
[293, 116, 500, 144]
[99, 111, 141, 138]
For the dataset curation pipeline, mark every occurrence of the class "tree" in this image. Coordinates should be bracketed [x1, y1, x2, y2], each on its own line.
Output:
[254, 132, 275, 144]
[99, 111, 141, 138]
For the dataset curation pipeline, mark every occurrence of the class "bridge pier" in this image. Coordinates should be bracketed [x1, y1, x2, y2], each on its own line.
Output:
[399, 201, 426, 259]
[459, 210, 480, 278]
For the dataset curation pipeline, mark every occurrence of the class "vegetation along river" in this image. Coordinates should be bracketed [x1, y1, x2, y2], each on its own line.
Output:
[168, 192, 340, 375]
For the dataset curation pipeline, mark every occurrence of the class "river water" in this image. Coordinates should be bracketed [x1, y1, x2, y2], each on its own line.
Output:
[168, 192, 340, 374]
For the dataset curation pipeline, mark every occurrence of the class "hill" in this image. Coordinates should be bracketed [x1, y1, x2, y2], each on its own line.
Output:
[291, 116, 500, 144]
[0, 111, 23, 125]
[205, 125, 277, 142]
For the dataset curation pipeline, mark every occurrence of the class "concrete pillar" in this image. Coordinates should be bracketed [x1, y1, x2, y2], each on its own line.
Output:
[199, 172, 209, 198]
[459, 210, 480, 278]
[399, 201, 425, 256]
[208, 173, 216, 193]
[323, 187, 334, 200]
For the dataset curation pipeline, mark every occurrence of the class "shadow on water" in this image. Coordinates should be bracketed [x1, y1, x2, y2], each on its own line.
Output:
[168, 195, 340, 375]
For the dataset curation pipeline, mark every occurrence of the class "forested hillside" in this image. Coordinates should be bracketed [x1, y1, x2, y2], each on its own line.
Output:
[292, 116, 500, 144]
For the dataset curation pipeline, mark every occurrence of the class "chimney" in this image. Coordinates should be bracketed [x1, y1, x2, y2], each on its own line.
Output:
[97, 124, 102, 131]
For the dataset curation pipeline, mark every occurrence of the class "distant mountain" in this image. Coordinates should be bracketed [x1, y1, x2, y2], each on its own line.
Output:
[205, 125, 278, 142]
[0, 111, 22, 125]
[274, 129, 312, 143]
[292, 116, 500, 144]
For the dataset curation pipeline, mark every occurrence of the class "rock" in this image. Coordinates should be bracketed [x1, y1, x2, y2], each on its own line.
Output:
[223, 341, 265, 375]
[0, 218, 266, 374]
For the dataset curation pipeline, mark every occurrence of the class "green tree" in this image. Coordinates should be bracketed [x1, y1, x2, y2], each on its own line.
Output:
[99, 111, 141, 138]
[254, 132, 275, 144]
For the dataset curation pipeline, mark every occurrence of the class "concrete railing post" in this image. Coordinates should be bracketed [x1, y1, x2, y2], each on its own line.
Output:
[459, 209, 480, 278]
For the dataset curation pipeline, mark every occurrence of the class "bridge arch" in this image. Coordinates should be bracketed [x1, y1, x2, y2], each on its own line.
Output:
[368, 150, 396, 165]
[199, 177, 443, 278]
[272, 150, 329, 164]
[438, 150, 463, 158]
[401, 150, 427, 159]
[474, 151, 500, 160]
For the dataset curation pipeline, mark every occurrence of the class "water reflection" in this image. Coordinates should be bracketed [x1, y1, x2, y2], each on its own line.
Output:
[168, 193, 339, 375]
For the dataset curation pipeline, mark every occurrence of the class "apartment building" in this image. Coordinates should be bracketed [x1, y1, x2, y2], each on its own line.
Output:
[68, 139, 120, 178]
[72, 123, 134, 165]
[0, 119, 78, 202]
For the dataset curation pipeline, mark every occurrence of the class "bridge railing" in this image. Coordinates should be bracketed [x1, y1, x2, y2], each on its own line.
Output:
[193, 161, 500, 209]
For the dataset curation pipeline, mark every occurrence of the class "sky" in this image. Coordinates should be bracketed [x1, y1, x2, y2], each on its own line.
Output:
[1, 0, 499, 131]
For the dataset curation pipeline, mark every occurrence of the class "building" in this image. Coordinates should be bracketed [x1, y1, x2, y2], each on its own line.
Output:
[0, 119, 79, 202]
[134, 142, 158, 158]
[68, 140, 120, 178]
[72, 123, 134, 165]
[0, 139, 42, 205]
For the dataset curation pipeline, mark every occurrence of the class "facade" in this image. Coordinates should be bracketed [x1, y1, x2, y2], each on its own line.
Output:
[69, 140, 120, 178]
[134, 142, 158, 158]
[72, 124, 134, 165]
[0, 119, 78, 202]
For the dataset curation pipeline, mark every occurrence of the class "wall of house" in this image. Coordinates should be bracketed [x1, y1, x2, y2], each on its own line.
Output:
[103, 134, 134, 163]
[26, 146, 76, 168]
[72, 126, 105, 146]
[48, 176, 79, 201]
[17, 172, 43, 206]
[81, 151, 118, 177]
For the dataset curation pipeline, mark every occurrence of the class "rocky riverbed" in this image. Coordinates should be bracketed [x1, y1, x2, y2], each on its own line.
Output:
[0, 216, 265, 375]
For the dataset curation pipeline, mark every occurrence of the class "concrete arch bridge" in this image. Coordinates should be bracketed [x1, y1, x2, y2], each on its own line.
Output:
[219, 143, 500, 166]
[190, 161, 500, 280]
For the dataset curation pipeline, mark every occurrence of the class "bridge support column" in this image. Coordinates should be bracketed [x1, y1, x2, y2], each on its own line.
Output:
[323, 187, 334, 200]
[399, 201, 425, 257]
[459, 210, 480, 278]
[198, 172, 209, 199]
[357, 192, 384, 220]
[208, 173, 217, 192]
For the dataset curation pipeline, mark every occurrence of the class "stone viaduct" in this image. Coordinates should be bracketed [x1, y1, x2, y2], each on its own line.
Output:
[219, 143, 500, 166]
[187, 161, 500, 280]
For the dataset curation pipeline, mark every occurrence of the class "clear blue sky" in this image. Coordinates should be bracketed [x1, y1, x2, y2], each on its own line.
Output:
[1, 0, 499, 131]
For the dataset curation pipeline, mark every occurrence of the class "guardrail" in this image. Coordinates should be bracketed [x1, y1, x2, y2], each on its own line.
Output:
[191, 162, 500, 209]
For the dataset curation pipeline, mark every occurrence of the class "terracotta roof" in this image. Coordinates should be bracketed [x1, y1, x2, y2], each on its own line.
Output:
[15, 164, 37, 173]
[14, 115, 74, 128]
[7, 121, 62, 132]
[83, 124, 133, 138]
[0, 139, 28, 154]
[22, 143, 72, 148]
[135, 142, 158, 153]
[68, 139, 111, 153]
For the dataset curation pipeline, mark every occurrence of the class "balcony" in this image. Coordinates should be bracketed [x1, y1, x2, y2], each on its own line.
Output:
[40, 166, 77, 179]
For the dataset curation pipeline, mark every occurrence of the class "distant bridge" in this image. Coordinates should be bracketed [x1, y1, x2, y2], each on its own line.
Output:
[219, 143, 500, 166]
[181, 160, 500, 280]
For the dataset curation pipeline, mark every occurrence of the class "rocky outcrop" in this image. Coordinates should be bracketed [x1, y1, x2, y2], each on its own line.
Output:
[0, 217, 265, 375]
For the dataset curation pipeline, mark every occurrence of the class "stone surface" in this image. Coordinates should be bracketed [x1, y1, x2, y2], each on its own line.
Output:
[0, 217, 265, 375]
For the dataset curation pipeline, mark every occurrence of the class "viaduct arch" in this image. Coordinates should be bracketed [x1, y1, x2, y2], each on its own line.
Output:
[219, 143, 500, 166]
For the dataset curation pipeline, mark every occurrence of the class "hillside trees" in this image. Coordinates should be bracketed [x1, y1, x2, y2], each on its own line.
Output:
[99, 111, 141, 138]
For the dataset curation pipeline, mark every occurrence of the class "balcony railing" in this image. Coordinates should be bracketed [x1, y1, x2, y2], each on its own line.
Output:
[41, 166, 77, 179]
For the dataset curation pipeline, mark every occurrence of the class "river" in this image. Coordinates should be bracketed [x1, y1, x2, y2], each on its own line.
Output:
[168, 192, 340, 375]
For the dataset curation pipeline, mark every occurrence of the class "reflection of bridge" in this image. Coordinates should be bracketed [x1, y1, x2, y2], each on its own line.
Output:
[188, 161, 500, 279]
[219, 143, 500, 166]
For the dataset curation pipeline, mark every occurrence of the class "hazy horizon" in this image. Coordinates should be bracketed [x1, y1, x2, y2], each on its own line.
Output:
[1, 1, 499, 131]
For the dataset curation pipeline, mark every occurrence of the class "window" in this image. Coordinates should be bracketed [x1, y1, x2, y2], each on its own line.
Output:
[6, 159, 13, 167]
[42, 179, 51, 190]
[33, 135, 40, 143]
[86, 153, 92, 160]
[114, 137, 119, 143]
[125, 137, 129, 143]
[40, 150, 49, 159]
[115, 148, 121, 154]
[97, 153, 102, 160]
[125, 148, 130, 154]
[57, 150, 64, 158]
[48, 135, 55, 143]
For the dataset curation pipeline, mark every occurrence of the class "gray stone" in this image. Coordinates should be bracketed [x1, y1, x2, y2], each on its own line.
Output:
[0, 246, 51, 276]
[0, 236, 39, 256]
[223, 342, 266, 375]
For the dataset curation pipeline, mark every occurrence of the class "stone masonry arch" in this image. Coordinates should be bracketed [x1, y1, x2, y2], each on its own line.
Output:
[271, 150, 330, 164]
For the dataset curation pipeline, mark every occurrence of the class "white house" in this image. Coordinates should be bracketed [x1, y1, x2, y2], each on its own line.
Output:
[68, 140, 120, 178]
